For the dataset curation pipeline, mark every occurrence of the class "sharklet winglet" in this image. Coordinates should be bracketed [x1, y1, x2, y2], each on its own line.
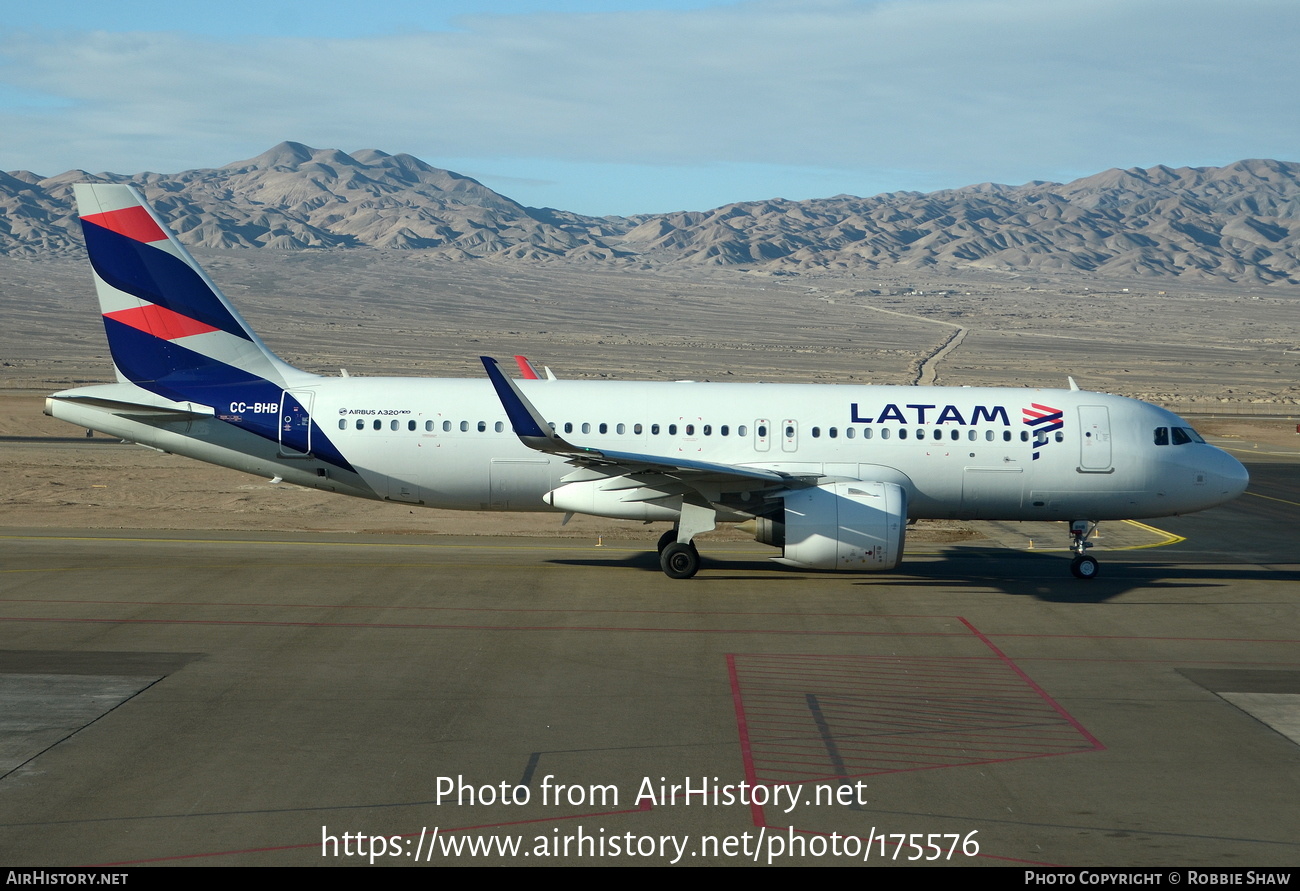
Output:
[481, 356, 591, 456]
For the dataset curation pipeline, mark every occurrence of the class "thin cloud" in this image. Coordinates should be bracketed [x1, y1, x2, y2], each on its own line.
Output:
[2, 0, 1297, 211]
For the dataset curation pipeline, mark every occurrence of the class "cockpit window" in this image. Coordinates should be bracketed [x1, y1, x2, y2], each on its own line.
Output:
[1156, 426, 1206, 446]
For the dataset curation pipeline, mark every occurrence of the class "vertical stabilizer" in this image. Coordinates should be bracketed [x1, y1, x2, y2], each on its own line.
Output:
[75, 183, 304, 394]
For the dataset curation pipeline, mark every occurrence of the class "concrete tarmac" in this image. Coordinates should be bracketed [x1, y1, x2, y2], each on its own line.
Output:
[0, 459, 1297, 867]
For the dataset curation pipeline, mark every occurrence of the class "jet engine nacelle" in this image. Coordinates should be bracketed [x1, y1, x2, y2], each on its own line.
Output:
[544, 480, 680, 521]
[757, 481, 908, 571]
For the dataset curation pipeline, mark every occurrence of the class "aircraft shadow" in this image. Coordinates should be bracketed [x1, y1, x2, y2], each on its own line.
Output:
[548, 545, 1300, 602]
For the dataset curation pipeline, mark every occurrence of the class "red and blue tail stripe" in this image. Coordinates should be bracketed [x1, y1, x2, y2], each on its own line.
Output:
[80, 202, 255, 343]
[75, 184, 352, 472]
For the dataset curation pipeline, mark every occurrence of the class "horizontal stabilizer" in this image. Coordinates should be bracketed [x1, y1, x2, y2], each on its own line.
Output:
[46, 383, 218, 420]
[45, 395, 215, 421]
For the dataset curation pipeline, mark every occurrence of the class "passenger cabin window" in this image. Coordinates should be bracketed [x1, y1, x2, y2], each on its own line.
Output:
[338, 419, 347, 430]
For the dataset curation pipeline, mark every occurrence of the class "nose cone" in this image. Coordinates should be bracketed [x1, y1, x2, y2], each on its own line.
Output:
[1206, 444, 1248, 507]
[1216, 449, 1250, 501]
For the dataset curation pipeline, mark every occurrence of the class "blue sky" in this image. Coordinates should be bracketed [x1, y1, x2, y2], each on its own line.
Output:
[2, 0, 1296, 215]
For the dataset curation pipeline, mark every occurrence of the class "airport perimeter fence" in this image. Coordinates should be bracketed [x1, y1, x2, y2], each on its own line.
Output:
[1161, 402, 1300, 419]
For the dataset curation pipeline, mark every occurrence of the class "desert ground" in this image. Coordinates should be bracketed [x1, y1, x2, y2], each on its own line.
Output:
[5, 251, 1300, 395]
[2, 252, 1297, 538]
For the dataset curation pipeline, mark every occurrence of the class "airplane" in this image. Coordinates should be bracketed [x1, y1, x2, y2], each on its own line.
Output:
[45, 184, 1250, 580]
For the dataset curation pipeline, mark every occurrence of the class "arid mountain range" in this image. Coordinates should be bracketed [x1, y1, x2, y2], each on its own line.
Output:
[3, 142, 1298, 284]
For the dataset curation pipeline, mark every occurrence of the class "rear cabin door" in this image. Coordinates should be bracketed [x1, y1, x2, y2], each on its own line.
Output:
[279, 389, 315, 457]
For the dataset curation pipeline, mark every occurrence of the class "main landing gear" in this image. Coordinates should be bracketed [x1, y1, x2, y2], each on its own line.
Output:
[1068, 520, 1100, 580]
[656, 502, 716, 580]
[661, 542, 701, 580]
[657, 527, 700, 579]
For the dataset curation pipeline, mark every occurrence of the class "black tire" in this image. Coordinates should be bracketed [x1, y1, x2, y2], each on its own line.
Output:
[656, 528, 678, 555]
[1070, 555, 1100, 580]
[660, 542, 700, 580]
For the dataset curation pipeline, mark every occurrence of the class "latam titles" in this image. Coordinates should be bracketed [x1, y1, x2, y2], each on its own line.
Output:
[849, 402, 1011, 426]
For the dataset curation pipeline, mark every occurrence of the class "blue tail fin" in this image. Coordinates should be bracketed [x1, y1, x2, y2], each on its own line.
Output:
[75, 183, 301, 393]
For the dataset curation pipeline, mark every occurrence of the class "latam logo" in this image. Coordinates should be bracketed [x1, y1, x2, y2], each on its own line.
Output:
[850, 403, 1010, 426]
[1022, 403, 1064, 460]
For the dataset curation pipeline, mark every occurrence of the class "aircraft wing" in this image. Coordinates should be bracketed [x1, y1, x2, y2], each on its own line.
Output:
[480, 356, 797, 487]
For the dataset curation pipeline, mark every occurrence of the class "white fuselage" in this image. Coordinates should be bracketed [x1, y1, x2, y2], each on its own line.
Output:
[48, 375, 1250, 524]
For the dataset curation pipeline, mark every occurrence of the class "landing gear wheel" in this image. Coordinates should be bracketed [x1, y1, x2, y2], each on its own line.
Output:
[660, 542, 700, 579]
[656, 528, 679, 555]
[1067, 520, 1099, 580]
[1070, 555, 1100, 580]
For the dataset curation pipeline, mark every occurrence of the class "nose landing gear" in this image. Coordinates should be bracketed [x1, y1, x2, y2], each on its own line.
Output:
[1068, 520, 1100, 580]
